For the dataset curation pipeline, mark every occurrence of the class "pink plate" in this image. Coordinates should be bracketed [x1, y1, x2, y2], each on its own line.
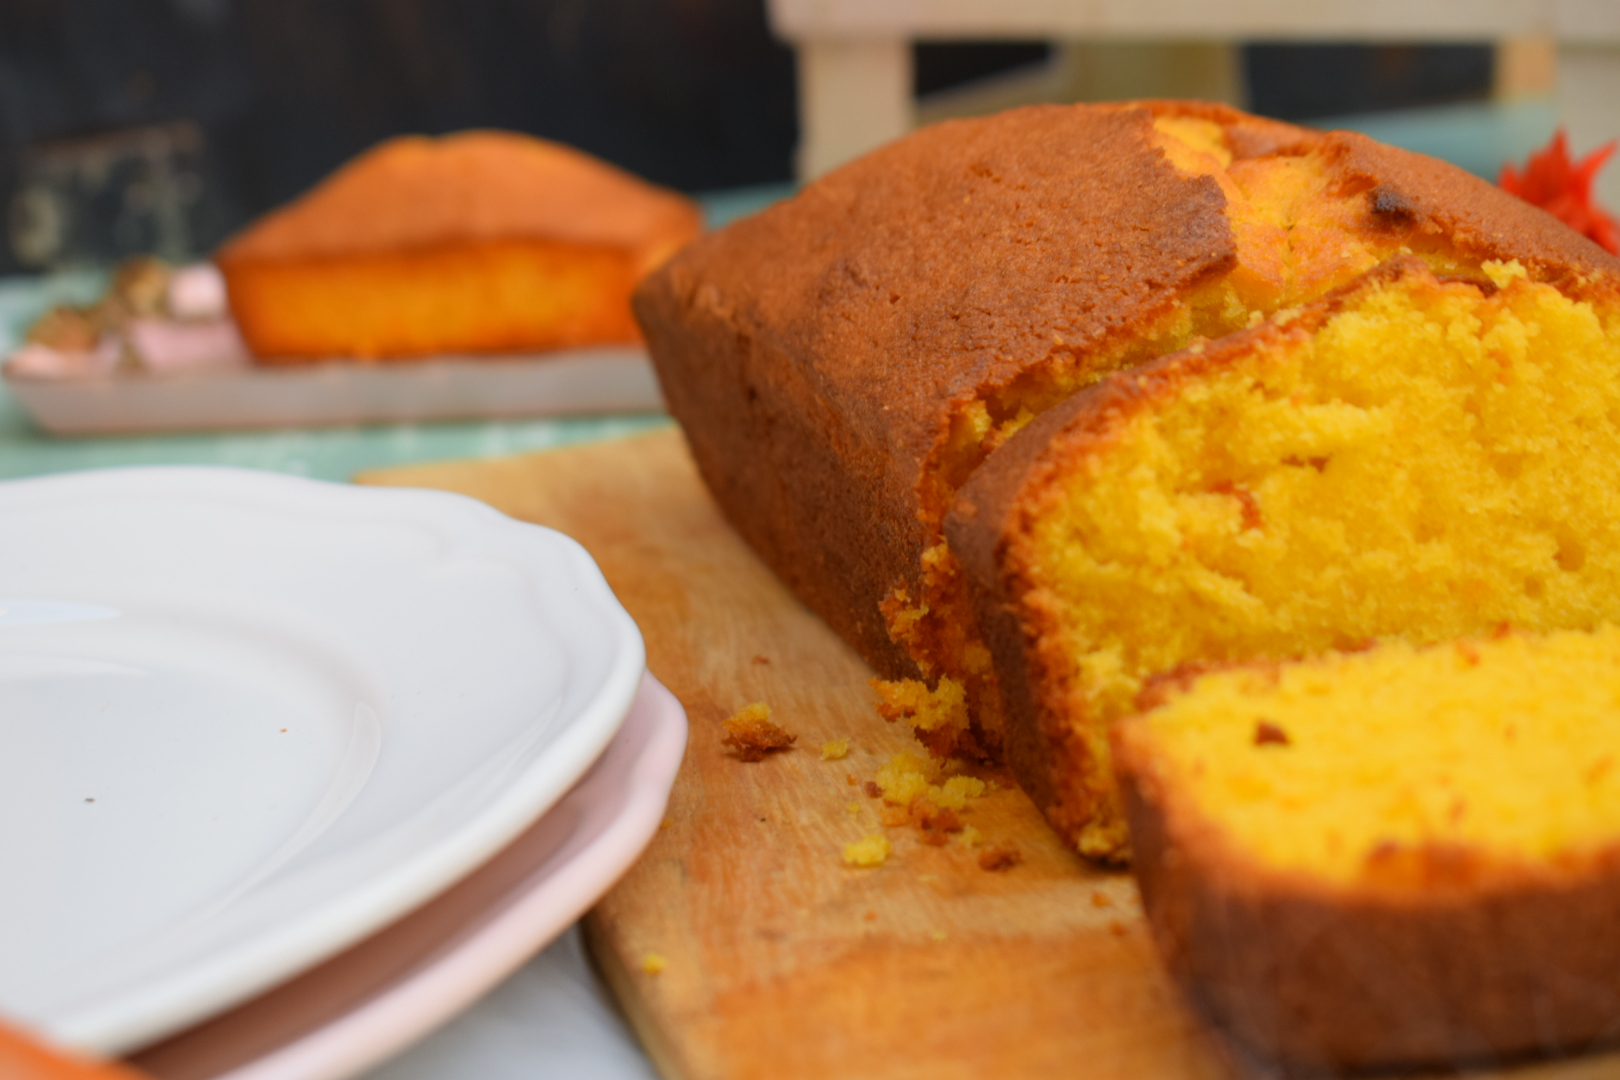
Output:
[127, 671, 686, 1080]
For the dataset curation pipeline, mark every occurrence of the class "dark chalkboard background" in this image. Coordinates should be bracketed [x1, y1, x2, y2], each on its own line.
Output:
[0, 0, 1492, 274]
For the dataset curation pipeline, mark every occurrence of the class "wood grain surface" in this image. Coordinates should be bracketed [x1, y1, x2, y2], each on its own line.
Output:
[358, 428, 1620, 1080]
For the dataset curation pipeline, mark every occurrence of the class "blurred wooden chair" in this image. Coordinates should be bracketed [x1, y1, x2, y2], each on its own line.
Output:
[767, 0, 1620, 206]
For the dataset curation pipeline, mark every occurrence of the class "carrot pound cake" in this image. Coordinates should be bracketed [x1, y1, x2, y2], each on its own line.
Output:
[219, 131, 701, 362]
[1113, 627, 1620, 1068]
[635, 100, 1620, 789]
[949, 258, 1620, 860]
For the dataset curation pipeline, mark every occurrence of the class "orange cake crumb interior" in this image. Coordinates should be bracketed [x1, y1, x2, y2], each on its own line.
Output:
[227, 239, 643, 360]
[1028, 263, 1620, 856]
[1126, 627, 1620, 884]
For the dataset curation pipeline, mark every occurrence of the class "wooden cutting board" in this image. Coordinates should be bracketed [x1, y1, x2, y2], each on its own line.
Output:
[358, 429, 1618, 1080]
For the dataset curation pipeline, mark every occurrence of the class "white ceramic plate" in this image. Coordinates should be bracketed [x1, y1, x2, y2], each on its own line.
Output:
[0, 467, 645, 1055]
[129, 671, 686, 1080]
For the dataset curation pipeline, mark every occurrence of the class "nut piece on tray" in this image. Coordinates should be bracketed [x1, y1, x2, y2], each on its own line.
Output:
[9, 257, 246, 379]
[216, 130, 702, 363]
[1113, 627, 1620, 1070]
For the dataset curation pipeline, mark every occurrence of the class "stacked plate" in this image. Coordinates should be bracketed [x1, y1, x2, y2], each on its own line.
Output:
[0, 468, 685, 1079]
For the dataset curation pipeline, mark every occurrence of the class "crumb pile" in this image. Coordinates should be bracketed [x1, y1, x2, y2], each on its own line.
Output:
[839, 750, 1001, 868]
[721, 702, 796, 761]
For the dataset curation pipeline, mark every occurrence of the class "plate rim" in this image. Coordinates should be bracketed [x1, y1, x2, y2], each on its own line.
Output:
[0, 466, 646, 1053]
[127, 669, 686, 1080]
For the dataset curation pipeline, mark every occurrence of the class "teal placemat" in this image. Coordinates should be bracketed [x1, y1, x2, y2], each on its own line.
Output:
[0, 405, 671, 484]
[0, 293, 670, 482]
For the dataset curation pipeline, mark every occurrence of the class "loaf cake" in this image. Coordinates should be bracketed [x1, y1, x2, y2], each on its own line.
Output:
[639, 102, 1312, 757]
[1113, 626, 1620, 1068]
[637, 99, 1620, 861]
[218, 131, 701, 362]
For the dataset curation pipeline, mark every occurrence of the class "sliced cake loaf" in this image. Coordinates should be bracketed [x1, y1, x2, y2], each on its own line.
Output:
[637, 100, 1620, 794]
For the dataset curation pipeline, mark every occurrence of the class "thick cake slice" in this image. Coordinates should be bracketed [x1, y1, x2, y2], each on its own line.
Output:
[1112, 627, 1620, 1069]
[948, 258, 1620, 858]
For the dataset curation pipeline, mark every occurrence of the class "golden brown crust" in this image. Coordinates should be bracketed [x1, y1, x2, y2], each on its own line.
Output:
[1314, 129, 1620, 285]
[637, 102, 1248, 674]
[1131, 98, 1315, 159]
[217, 130, 700, 270]
[1113, 717, 1620, 1069]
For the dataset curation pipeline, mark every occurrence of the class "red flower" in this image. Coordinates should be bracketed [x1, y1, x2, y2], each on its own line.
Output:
[1499, 129, 1620, 254]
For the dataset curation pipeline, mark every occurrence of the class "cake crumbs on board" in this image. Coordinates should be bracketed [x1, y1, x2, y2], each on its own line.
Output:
[873, 752, 987, 810]
[911, 798, 964, 846]
[832, 748, 1012, 866]
[641, 953, 667, 975]
[843, 834, 890, 867]
[820, 738, 851, 760]
[978, 844, 1023, 872]
[721, 702, 796, 761]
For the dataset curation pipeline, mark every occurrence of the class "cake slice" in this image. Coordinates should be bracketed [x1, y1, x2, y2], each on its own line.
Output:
[218, 131, 701, 362]
[1112, 627, 1620, 1069]
[948, 257, 1620, 859]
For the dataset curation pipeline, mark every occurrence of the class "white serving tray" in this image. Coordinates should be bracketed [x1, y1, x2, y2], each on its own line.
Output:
[2, 345, 664, 435]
